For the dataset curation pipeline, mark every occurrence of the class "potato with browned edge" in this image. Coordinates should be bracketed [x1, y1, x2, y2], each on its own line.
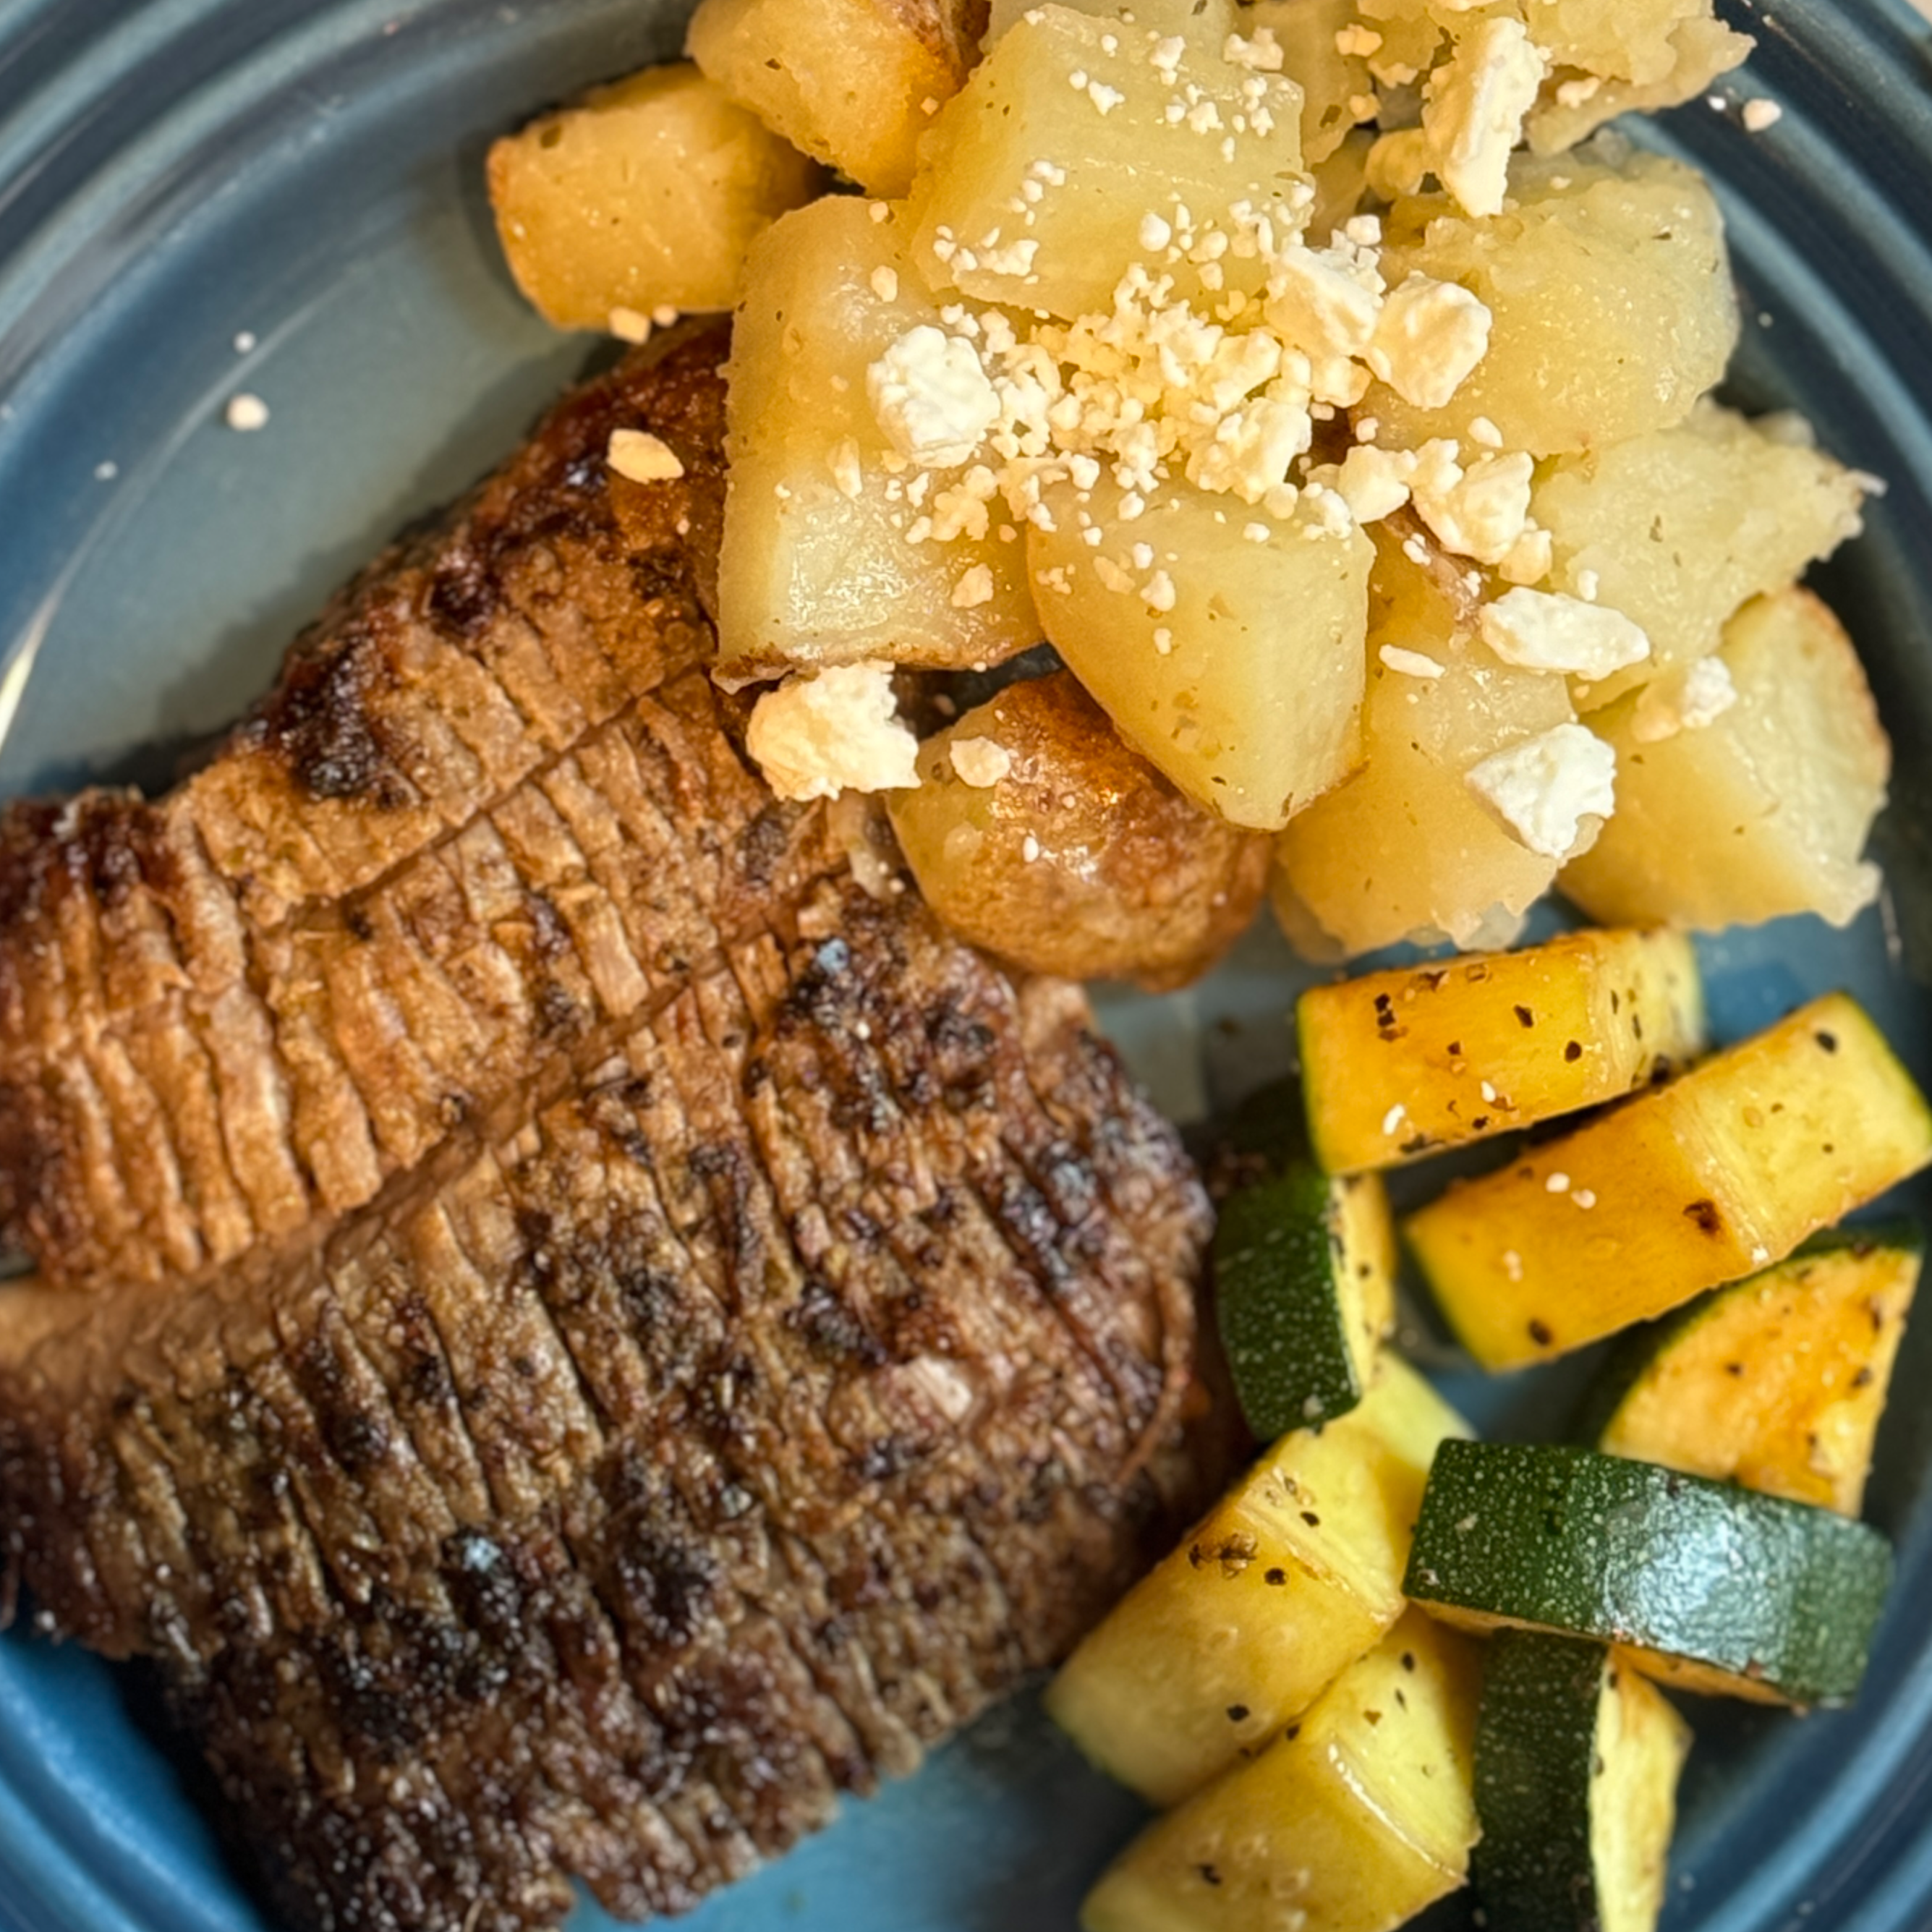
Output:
[488, 63, 822, 329]
[888, 673, 1271, 990]
[688, 0, 987, 197]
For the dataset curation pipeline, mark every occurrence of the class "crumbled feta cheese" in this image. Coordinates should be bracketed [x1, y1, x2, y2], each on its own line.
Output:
[1742, 98, 1784, 132]
[1021, 833, 1042, 862]
[1266, 244, 1384, 368]
[1679, 655, 1739, 728]
[870, 265, 900, 303]
[1380, 646, 1445, 679]
[1223, 28, 1285, 72]
[1497, 524, 1554, 586]
[1422, 17, 1549, 218]
[1410, 442, 1533, 565]
[1366, 275, 1493, 410]
[868, 325, 1000, 467]
[746, 665, 920, 803]
[226, 392, 270, 432]
[1465, 723, 1617, 859]
[1333, 444, 1418, 524]
[951, 563, 997, 608]
[1335, 23, 1383, 57]
[1478, 588, 1651, 678]
[652, 303, 681, 328]
[607, 429, 685, 485]
[1468, 414, 1503, 448]
[1633, 656, 1740, 742]
[1555, 75, 1602, 109]
[608, 306, 652, 343]
[949, 736, 1013, 787]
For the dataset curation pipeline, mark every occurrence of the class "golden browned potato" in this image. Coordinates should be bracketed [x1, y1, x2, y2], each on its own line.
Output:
[717, 196, 1039, 676]
[1561, 587, 1890, 932]
[907, 4, 1308, 320]
[687, 0, 985, 197]
[1270, 525, 1581, 960]
[1534, 399, 1868, 707]
[488, 62, 822, 330]
[888, 673, 1271, 989]
[1028, 473, 1374, 834]
[1366, 146, 1737, 461]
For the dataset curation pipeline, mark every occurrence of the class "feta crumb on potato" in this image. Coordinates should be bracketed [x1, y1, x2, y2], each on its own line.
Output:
[1478, 587, 1651, 679]
[746, 663, 921, 801]
[1466, 721, 1616, 860]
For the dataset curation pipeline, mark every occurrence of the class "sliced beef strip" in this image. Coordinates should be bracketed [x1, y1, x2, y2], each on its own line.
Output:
[0, 873, 1222, 1932]
[0, 330, 757, 1288]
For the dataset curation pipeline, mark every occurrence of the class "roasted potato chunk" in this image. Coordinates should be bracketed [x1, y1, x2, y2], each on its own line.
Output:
[488, 63, 821, 329]
[888, 673, 1269, 989]
[1534, 400, 1868, 708]
[1531, 17, 1754, 152]
[908, 4, 1308, 320]
[1271, 526, 1580, 959]
[1244, 0, 1374, 164]
[1561, 587, 1889, 932]
[717, 196, 1038, 676]
[1029, 475, 1372, 833]
[687, 0, 984, 197]
[1366, 145, 1736, 460]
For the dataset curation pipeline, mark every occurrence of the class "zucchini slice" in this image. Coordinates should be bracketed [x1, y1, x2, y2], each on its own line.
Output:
[1081, 1611, 1483, 1932]
[1047, 1358, 1471, 1806]
[1214, 1164, 1396, 1438]
[1405, 1439, 1894, 1706]
[1584, 1225, 1922, 1515]
[1299, 928, 1705, 1175]
[1473, 1633, 1691, 1932]
[1404, 992, 1932, 1368]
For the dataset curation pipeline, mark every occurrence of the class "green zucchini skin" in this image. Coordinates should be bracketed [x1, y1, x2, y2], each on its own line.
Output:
[1405, 1441, 1894, 1706]
[1214, 1170, 1363, 1438]
[1570, 1220, 1925, 1447]
[1473, 1633, 1609, 1932]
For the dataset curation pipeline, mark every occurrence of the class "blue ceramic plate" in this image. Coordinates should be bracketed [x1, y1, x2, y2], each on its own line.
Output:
[2, 1, 1932, 1927]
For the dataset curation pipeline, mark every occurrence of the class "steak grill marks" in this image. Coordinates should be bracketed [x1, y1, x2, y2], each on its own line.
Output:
[0, 328, 1224, 1931]
[0, 881, 1213, 1932]
[0, 328, 734, 1288]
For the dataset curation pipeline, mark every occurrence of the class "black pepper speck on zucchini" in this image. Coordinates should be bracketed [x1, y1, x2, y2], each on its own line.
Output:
[1578, 1222, 1920, 1516]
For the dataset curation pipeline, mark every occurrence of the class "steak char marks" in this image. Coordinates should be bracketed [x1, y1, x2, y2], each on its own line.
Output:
[0, 328, 741, 1287]
[0, 329, 1225, 1929]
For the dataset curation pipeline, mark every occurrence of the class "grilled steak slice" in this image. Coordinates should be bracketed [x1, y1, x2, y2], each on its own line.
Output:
[0, 328, 731, 1288]
[0, 871, 1219, 1932]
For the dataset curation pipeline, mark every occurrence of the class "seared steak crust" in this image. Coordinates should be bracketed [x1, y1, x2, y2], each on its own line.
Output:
[0, 329, 732, 1287]
[0, 876, 1214, 1932]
